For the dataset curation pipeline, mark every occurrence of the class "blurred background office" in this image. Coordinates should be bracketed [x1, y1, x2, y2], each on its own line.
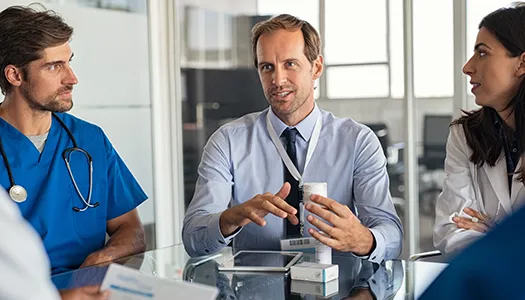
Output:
[0, 0, 513, 259]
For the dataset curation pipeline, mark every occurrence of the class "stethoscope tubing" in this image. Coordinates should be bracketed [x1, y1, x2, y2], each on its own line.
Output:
[0, 113, 98, 211]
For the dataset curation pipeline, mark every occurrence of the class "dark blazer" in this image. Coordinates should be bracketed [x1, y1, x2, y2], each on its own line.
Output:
[421, 203, 525, 300]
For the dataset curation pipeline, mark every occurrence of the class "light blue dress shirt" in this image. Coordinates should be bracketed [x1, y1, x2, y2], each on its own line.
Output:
[182, 104, 403, 263]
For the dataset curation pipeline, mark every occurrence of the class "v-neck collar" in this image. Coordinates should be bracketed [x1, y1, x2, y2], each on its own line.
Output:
[0, 115, 62, 164]
[39, 115, 61, 164]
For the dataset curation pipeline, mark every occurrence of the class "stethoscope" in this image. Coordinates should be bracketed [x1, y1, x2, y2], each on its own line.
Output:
[0, 112, 99, 212]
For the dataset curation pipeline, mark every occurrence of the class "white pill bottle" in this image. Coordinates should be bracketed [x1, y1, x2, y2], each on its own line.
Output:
[302, 182, 331, 265]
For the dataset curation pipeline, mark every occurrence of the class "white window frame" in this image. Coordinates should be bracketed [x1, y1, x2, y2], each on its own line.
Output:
[318, 0, 393, 100]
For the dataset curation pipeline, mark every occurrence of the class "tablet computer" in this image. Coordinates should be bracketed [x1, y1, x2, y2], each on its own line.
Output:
[218, 250, 302, 272]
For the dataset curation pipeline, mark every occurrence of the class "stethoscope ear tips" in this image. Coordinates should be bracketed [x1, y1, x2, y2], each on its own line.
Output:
[93, 202, 100, 208]
[72, 206, 80, 212]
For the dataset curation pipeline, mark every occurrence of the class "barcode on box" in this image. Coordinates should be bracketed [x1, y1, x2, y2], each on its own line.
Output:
[290, 239, 311, 246]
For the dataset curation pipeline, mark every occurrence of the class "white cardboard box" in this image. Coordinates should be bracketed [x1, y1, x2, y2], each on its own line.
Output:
[290, 262, 339, 283]
[280, 237, 316, 252]
[291, 279, 339, 298]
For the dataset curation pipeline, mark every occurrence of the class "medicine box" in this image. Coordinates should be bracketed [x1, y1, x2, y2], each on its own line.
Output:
[290, 278, 339, 298]
[290, 262, 338, 283]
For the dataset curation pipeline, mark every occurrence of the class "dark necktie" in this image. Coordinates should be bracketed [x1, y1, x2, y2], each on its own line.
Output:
[282, 128, 301, 237]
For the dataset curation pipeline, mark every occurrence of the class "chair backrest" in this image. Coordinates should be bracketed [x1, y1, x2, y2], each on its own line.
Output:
[365, 123, 389, 159]
[422, 115, 452, 169]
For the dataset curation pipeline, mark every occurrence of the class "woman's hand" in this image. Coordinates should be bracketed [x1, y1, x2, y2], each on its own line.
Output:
[452, 208, 491, 233]
[59, 286, 110, 300]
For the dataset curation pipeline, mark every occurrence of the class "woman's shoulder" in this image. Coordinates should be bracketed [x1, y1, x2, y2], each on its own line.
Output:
[448, 122, 466, 143]
[446, 122, 473, 157]
[449, 109, 485, 144]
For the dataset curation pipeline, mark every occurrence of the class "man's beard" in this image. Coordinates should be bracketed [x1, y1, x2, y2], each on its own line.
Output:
[21, 85, 74, 113]
[266, 85, 310, 117]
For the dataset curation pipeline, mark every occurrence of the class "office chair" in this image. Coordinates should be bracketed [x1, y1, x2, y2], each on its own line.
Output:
[418, 115, 452, 216]
[419, 115, 452, 170]
[408, 250, 442, 262]
[364, 123, 389, 159]
[364, 123, 405, 220]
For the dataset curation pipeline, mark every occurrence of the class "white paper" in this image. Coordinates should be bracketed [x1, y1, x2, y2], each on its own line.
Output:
[100, 263, 218, 300]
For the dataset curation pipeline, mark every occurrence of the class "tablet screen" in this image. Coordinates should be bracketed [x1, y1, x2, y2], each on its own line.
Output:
[234, 252, 295, 267]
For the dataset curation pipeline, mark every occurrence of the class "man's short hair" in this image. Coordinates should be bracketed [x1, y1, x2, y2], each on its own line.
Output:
[251, 14, 321, 68]
[0, 4, 73, 95]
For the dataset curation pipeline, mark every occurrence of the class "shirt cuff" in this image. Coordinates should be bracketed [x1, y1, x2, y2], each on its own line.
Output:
[204, 212, 243, 254]
[367, 266, 387, 300]
[348, 265, 387, 300]
[354, 228, 385, 264]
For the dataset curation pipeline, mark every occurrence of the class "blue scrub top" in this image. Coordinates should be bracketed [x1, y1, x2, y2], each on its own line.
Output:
[0, 113, 148, 275]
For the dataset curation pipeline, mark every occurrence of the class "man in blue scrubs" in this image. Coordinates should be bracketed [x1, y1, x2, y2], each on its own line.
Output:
[0, 5, 148, 275]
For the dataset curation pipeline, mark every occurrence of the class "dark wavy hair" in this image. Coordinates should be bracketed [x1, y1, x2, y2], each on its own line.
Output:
[452, 2, 525, 182]
[0, 4, 73, 95]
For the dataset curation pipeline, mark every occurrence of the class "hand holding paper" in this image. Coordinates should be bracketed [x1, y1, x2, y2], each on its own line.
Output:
[100, 264, 218, 300]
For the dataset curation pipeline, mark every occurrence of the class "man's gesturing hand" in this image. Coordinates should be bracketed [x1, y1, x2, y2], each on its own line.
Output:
[219, 183, 298, 236]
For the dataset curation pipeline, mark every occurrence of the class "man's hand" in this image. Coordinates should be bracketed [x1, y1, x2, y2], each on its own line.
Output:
[81, 209, 145, 268]
[219, 183, 298, 236]
[80, 249, 115, 268]
[453, 208, 491, 233]
[306, 195, 374, 256]
[59, 285, 110, 300]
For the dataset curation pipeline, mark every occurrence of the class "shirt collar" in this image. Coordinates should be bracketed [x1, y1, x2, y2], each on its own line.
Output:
[493, 109, 518, 142]
[268, 103, 321, 142]
[493, 109, 513, 133]
[493, 109, 502, 128]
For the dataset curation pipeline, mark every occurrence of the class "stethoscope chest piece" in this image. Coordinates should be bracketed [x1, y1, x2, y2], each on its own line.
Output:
[9, 184, 27, 203]
[1, 113, 97, 211]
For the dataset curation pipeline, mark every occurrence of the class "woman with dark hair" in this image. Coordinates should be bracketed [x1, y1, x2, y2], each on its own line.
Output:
[434, 2, 525, 255]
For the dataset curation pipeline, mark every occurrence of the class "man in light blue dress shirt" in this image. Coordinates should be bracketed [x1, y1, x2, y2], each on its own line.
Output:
[182, 14, 403, 263]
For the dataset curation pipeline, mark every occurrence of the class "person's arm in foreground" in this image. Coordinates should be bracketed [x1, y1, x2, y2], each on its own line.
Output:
[0, 189, 110, 300]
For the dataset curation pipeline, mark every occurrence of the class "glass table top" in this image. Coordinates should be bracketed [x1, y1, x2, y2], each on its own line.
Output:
[51, 244, 447, 299]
